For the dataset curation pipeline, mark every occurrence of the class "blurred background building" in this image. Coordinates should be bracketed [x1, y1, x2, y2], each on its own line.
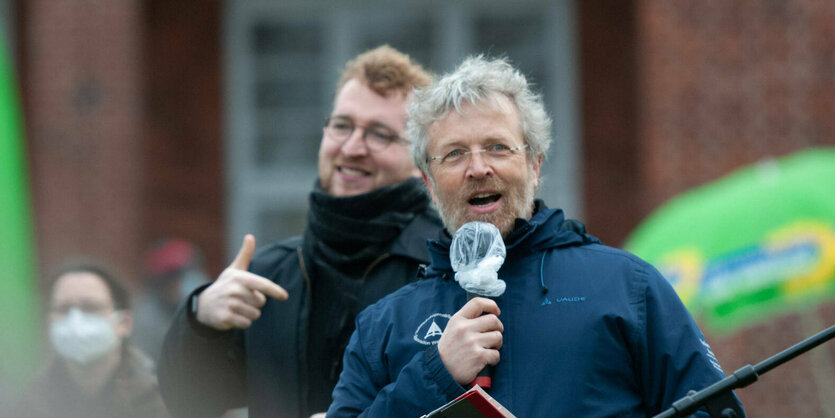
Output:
[2, 0, 834, 416]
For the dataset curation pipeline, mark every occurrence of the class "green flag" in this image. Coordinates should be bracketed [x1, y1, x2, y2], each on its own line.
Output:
[0, 29, 41, 387]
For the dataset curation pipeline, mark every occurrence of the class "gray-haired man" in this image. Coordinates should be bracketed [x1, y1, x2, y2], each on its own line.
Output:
[327, 56, 744, 417]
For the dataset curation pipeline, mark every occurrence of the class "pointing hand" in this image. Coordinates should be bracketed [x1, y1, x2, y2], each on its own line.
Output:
[196, 234, 289, 330]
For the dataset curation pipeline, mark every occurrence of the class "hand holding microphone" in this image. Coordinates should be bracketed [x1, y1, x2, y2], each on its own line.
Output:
[438, 222, 507, 388]
[437, 297, 503, 387]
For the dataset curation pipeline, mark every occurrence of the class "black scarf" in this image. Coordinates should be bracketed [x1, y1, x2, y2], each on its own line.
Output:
[303, 177, 430, 401]
[303, 177, 429, 276]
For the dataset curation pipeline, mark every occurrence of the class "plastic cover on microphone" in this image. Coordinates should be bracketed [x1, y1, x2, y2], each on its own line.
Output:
[450, 222, 507, 297]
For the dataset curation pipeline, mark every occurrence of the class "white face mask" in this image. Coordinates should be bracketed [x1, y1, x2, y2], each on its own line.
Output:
[49, 308, 119, 365]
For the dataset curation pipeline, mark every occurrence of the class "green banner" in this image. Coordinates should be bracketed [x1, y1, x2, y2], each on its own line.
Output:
[0, 29, 40, 387]
[626, 148, 835, 334]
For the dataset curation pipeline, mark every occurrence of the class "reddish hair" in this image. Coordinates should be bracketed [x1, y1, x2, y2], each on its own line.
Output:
[336, 45, 432, 98]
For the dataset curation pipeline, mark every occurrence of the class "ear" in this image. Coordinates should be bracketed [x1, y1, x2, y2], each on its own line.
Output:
[532, 154, 543, 190]
[421, 170, 437, 203]
[114, 310, 133, 339]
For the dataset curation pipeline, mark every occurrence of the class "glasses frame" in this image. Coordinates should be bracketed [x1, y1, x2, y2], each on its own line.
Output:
[323, 117, 408, 153]
[426, 143, 529, 167]
[50, 301, 116, 317]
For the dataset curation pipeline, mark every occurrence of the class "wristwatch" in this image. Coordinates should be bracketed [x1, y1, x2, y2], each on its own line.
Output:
[189, 292, 200, 317]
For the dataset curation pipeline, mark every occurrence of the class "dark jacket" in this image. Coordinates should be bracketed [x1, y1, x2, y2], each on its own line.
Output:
[328, 204, 744, 417]
[12, 347, 170, 418]
[158, 208, 442, 418]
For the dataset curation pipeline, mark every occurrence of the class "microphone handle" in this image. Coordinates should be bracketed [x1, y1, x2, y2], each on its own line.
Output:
[466, 292, 494, 389]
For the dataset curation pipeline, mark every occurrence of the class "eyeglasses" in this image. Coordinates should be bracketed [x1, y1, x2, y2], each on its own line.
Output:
[427, 143, 529, 169]
[324, 117, 407, 152]
[51, 301, 114, 317]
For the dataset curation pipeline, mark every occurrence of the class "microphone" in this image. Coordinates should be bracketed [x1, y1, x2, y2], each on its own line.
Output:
[450, 222, 507, 389]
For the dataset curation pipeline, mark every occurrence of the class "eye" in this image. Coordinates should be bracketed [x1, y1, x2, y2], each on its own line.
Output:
[51, 304, 71, 316]
[329, 118, 354, 134]
[486, 143, 510, 152]
[80, 302, 109, 315]
[442, 149, 467, 163]
[368, 128, 396, 144]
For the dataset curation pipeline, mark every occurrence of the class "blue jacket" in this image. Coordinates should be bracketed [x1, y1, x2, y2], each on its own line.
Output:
[328, 204, 742, 417]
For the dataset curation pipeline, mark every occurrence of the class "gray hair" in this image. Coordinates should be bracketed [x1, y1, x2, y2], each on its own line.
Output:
[407, 55, 552, 175]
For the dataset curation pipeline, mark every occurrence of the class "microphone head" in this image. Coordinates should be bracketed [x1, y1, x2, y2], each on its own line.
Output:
[450, 222, 506, 297]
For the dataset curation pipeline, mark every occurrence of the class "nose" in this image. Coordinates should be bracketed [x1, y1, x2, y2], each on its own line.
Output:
[340, 127, 369, 157]
[465, 150, 493, 179]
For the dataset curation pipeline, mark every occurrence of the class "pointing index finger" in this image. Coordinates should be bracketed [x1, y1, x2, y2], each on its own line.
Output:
[237, 272, 289, 301]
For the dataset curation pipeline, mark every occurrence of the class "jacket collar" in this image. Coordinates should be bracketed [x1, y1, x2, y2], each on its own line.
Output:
[426, 200, 598, 273]
[387, 207, 444, 264]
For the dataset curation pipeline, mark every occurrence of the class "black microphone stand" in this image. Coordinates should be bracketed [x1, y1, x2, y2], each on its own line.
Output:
[654, 324, 835, 418]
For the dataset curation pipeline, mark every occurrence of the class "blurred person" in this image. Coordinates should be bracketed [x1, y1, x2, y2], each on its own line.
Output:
[158, 45, 442, 418]
[11, 263, 170, 418]
[327, 56, 745, 417]
[133, 239, 209, 361]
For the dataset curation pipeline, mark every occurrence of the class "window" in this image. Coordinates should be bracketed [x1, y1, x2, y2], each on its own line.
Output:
[225, 0, 579, 255]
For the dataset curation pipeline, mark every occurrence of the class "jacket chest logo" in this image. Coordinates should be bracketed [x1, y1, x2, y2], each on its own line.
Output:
[413, 313, 452, 345]
[541, 295, 587, 305]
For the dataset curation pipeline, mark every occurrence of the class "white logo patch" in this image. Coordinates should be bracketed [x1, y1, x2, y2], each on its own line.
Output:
[413, 313, 452, 345]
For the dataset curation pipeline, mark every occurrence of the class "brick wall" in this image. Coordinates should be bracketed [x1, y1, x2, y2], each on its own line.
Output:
[142, 0, 224, 277]
[583, 1, 835, 248]
[637, 0, 835, 212]
[21, 0, 224, 288]
[22, 0, 144, 284]
[582, 1, 835, 416]
[580, 0, 643, 247]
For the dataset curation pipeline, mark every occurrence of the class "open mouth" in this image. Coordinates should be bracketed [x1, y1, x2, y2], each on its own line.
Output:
[468, 193, 501, 206]
[338, 166, 370, 176]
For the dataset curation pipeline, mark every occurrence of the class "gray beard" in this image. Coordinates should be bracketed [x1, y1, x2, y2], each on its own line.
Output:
[434, 175, 536, 238]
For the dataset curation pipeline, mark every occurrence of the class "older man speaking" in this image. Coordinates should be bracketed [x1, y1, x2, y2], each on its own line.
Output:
[327, 56, 744, 417]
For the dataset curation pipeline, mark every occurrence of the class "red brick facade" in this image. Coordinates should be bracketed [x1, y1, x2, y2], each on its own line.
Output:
[582, 1, 835, 416]
[141, 1, 224, 277]
[21, 0, 145, 284]
[19, 0, 224, 288]
[637, 0, 835, 211]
